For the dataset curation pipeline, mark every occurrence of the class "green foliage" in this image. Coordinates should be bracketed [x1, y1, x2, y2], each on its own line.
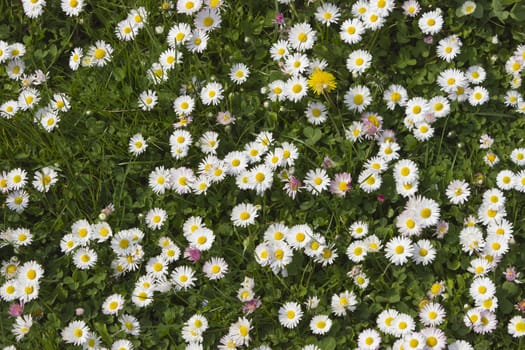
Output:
[0, 0, 524, 349]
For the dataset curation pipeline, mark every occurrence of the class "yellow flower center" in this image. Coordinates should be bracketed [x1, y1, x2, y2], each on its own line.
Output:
[94, 48, 106, 59]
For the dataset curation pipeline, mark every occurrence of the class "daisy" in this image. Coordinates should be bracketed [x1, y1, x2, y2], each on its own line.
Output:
[358, 170, 382, 193]
[385, 236, 413, 265]
[353, 272, 370, 289]
[144, 255, 168, 278]
[229, 317, 252, 346]
[269, 241, 293, 273]
[339, 18, 365, 45]
[171, 265, 196, 290]
[469, 277, 496, 302]
[87, 40, 113, 67]
[412, 239, 436, 265]
[102, 293, 125, 315]
[203, 257, 228, 280]
[344, 85, 371, 112]
[267, 79, 286, 102]
[92, 222, 112, 242]
[402, 332, 426, 350]
[128, 7, 148, 29]
[437, 68, 467, 93]
[231, 203, 259, 227]
[194, 8, 221, 32]
[187, 29, 209, 53]
[177, 0, 202, 15]
[145, 207, 167, 230]
[467, 65, 486, 84]
[62, 320, 90, 346]
[314, 243, 338, 266]
[428, 95, 450, 118]
[0, 40, 10, 63]
[362, 10, 386, 31]
[269, 40, 289, 61]
[330, 290, 357, 316]
[264, 149, 285, 170]
[392, 313, 416, 337]
[285, 76, 308, 102]
[315, 3, 340, 26]
[279, 302, 303, 329]
[6, 58, 25, 81]
[346, 49, 372, 75]
[264, 223, 289, 243]
[482, 188, 505, 208]
[352, 0, 369, 17]
[183, 216, 205, 237]
[173, 95, 195, 116]
[148, 166, 170, 195]
[128, 133, 148, 155]
[437, 35, 462, 62]
[73, 247, 98, 270]
[418, 9, 444, 35]
[131, 287, 153, 307]
[115, 20, 139, 41]
[508, 315, 525, 337]
[18, 87, 39, 111]
[446, 179, 470, 204]
[413, 122, 434, 141]
[248, 165, 273, 195]
[7, 168, 27, 190]
[200, 82, 223, 106]
[111, 339, 134, 350]
[377, 309, 400, 335]
[230, 63, 250, 84]
[36, 107, 60, 132]
[404, 97, 428, 123]
[61, 0, 84, 16]
[6, 190, 30, 213]
[504, 90, 521, 107]
[280, 142, 299, 167]
[496, 170, 516, 190]
[69, 47, 83, 70]
[420, 327, 447, 349]
[120, 314, 141, 336]
[284, 52, 310, 76]
[515, 170, 525, 192]
[483, 151, 500, 167]
[256, 131, 274, 149]
[357, 328, 381, 350]
[159, 48, 182, 70]
[310, 315, 332, 335]
[468, 257, 493, 276]
[167, 23, 192, 47]
[288, 22, 317, 51]
[468, 86, 489, 106]
[188, 227, 215, 251]
[286, 224, 312, 250]
[330, 172, 352, 197]
[349, 221, 368, 239]
[0, 100, 18, 119]
[407, 196, 440, 228]
[9, 227, 33, 247]
[224, 151, 248, 175]
[419, 302, 446, 326]
[383, 84, 408, 110]
[448, 340, 474, 350]
[460, 1, 477, 15]
[511, 147, 525, 166]
[12, 314, 33, 341]
[393, 159, 419, 184]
